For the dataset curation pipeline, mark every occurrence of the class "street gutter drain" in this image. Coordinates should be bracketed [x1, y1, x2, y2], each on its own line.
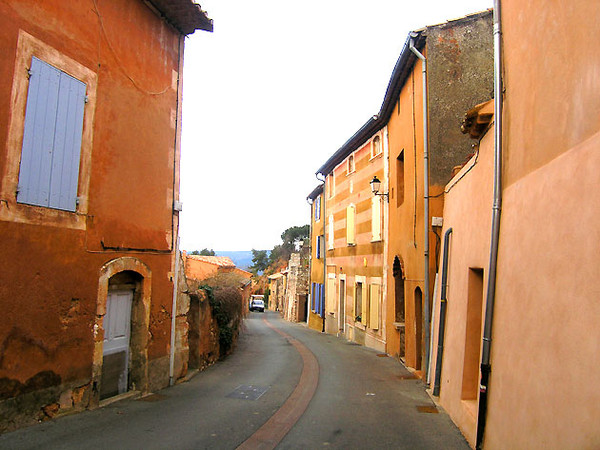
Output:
[227, 385, 269, 400]
[416, 405, 438, 414]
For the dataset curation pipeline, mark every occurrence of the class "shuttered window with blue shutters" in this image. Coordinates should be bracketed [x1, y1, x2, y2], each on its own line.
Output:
[17, 56, 86, 212]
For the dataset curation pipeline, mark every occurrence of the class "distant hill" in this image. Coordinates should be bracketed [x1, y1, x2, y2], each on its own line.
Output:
[215, 250, 266, 270]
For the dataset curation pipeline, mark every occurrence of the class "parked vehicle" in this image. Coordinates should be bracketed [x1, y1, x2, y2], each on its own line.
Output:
[249, 297, 265, 312]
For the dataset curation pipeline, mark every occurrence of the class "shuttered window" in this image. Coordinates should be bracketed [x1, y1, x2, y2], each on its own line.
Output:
[369, 284, 380, 330]
[327, 277, 336, 315]
[328, 214, 334, 249]
[371, 196, 382, 241]
[346, 205, 356, 245]
[17, 56, 86, 212]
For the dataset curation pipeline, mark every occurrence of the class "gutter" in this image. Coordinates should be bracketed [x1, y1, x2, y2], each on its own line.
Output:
[316, 33, 426, 178]
[476, 1, 503, 447]
[409, 37, 431, 382]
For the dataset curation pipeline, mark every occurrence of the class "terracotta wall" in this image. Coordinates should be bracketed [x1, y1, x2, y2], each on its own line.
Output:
[0, 0, 182, 431]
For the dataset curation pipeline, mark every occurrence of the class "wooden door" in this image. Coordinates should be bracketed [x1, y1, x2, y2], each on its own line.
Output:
[101, 290, 133, 399]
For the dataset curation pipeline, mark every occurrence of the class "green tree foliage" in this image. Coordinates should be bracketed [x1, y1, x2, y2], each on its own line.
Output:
[190, 248, 216, 256]
[249, 249, 269, 274]
[267, 224, 310, 266]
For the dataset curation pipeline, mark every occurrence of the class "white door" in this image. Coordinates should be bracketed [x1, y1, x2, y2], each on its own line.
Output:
[101, 290, 133, 398]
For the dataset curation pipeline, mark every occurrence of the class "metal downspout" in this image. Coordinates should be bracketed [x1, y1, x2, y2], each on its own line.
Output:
[409, 38, 431, 381]
[476, 1, 503, 447]
[433, 228, 452, 396]
[316, 173, 326, 333]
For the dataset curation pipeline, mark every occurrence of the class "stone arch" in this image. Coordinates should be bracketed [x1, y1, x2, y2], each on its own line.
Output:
[392, 255, 406, 359]
[91, 257, 151, 405]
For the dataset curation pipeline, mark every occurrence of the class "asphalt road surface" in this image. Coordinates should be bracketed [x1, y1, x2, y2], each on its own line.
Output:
[0, 311, 469, 449]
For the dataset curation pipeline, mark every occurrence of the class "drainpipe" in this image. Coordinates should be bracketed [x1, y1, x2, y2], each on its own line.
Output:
[433, 228, 452, 396]
[168, 236, 180, 386]
[316, 173, 326, 333]
[476, 2, 503, 448]
[409, 37, 431, 381]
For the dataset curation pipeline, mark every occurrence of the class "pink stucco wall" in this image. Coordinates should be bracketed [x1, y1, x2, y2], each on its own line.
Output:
[430, 125, 494, 447]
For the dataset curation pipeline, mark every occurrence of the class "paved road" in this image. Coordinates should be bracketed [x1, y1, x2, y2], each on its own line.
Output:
[0, 311, 469, 449]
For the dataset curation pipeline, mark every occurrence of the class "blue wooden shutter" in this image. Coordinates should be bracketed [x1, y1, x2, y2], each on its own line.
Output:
[17, 57, 86, 211]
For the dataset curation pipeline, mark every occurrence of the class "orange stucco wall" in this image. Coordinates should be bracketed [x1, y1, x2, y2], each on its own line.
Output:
[481, 2, 600, 448]
[0, 0, 184, 428]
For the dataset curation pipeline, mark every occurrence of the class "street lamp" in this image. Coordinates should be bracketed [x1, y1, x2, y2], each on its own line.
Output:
[370, 176, 388, 201]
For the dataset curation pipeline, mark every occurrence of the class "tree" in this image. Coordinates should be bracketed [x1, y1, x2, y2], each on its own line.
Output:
[267, 225, 310, 266]
[190, 248, 216, 256]
[249, 249, 269, 274]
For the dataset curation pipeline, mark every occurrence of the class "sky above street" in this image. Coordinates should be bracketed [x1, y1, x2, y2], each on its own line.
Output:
[179, 0, 492, 252]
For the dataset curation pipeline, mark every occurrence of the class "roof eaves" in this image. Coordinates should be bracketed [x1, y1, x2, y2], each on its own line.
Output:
[146, 0, 213, 35]
[315, 31, 426, 177]
[307, 184, 324, 201]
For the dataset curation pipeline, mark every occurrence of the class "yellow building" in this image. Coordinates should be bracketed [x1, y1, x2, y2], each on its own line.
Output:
[316, 128, 389, 351]
[307, 185, 325, 332]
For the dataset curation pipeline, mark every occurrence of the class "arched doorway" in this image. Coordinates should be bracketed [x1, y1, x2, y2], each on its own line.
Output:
[414, 287, 423, 370]
[93, 258, 151, 405]
[393, 256, 406, 358]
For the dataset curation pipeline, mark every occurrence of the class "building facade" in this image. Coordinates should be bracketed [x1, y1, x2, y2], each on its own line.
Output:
[307, 184, 325, 332]
[384, 11, 493, 378]
[317, 129, 389, 351]
[0, 0, 211, 432]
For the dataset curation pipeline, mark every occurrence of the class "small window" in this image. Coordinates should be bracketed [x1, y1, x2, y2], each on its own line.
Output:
[347, 154, 355, 174]
[314, 195, 321, 221]
[371, 135, 382, 158]
[17, 57, 87, 212]
[396, 150, 405, 207]
[315, 235, 324, 259]
[346, 205, 356, 246]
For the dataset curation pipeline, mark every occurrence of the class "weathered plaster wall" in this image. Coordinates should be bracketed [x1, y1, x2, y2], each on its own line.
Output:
[385, 14, 493, 376]
[427, 11, 493, 186]
[0, 0, 182, 432]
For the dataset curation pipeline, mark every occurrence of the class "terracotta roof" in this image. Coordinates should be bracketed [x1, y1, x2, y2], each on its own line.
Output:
[185, 255, 236, 267]
[147, 0, 213, 34]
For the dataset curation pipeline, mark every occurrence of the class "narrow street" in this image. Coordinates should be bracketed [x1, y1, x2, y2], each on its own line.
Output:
[0, 312, 468, 449]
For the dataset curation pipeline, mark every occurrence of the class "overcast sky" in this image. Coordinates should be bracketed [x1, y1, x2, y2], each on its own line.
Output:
[179, 0, 492, 252]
